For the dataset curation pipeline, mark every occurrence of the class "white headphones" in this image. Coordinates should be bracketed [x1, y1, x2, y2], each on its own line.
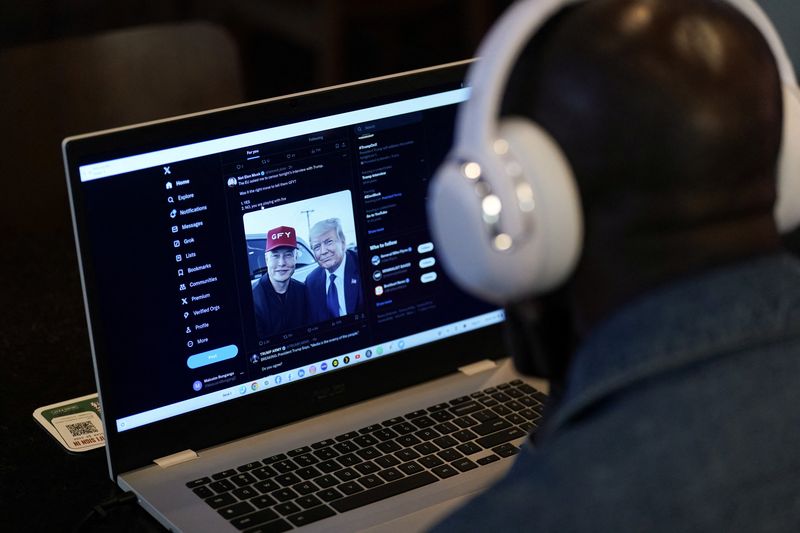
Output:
[428, 0, 800, 305]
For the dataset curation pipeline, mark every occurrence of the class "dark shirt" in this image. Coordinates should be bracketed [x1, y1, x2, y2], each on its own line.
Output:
[434, 253, 800, 532]
[252, 277, 308, 339]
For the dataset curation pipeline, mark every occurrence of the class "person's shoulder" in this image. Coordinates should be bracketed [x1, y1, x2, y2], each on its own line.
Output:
[306, 266, 324, 284]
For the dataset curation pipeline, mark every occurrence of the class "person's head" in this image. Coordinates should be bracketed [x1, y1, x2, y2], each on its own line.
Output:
[265, 226, 298, 285]
[309, 218, 346, 272]
[500, 0, 784, 331]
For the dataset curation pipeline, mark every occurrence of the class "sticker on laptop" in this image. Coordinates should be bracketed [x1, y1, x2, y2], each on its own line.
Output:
[33, 393, 105, 453]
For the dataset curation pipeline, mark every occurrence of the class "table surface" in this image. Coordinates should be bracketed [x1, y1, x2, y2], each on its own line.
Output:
[1, 228, 165, 531]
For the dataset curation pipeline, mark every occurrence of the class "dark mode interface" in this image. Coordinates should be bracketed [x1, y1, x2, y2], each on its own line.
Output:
[80, 92, 497, 430]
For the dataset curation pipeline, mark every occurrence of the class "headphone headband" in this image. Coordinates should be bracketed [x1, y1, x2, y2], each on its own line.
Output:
[458, 0, 798, 156]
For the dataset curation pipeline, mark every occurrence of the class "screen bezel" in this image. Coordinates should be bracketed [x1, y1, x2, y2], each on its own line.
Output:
[64, 60, 506, 478]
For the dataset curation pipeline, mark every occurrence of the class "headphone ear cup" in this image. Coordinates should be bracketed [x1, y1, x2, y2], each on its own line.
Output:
[776, 84, 800, 234]
[497, 118, 583, 295]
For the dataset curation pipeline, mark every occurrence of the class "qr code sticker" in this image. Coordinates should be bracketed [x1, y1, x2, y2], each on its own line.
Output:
[65, 421, 99, 437]
[52, 411, 105, 451]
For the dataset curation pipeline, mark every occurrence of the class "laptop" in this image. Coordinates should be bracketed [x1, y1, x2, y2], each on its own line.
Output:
[62, 59, 548, 532]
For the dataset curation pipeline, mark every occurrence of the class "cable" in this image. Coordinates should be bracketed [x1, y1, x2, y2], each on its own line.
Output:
[72, 490, 138, 532]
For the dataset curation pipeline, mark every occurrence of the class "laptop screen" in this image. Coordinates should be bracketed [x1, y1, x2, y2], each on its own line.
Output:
[66, 62, 503, 436]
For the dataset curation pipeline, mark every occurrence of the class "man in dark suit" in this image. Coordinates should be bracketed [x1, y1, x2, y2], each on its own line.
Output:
[305, 218, 363, 322]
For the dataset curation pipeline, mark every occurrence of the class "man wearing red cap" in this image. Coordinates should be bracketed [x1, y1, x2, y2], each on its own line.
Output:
[252, 225, 309, 339]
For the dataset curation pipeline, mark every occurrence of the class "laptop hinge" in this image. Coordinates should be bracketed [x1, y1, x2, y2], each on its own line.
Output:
[154, 449, 198, 468]
[458, 359, 497, 376]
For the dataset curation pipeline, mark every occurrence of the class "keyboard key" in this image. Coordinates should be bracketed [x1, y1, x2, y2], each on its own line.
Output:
[249, 494, 277, 508]
[506, 388, 524, 399]
[193, 485, 214, 499]
[288, 446, 311, 456]
[232, 486, 258, 500]
[358, 474, 385, 489]
[275, 473, 301, 487]
[273, 501, 301, 516]
[505, 400, 524, 412]
[286, 505, 336, 528]
[452, 458, 478, 472]
[482, 387, 498, 394]
[452, 429, 477, 443]
[231, 508, 279, 530]
[472, 409, 499, 423]
[313, 447, 339, 461]
[337, 481, 363, 495]
[338, 453, 362, 467]
[409, 416, 436, 429]
[432, 435, 458, 449]
[313, 474, 339, 489]
[296, 466, 322, 480]
[241, 518, 292, 533]
[498, 382, 514, 389]
[373, 428, 399, 441]
[430, 410, 455, 423]
[253, 479, 280, 494]
[478, 397, 499, 407]
[359, 424, 382, 434]
[376, 440, 402, 454]
[218, 501, 256, 520]
[336, 431, 359, 442]
[296, 494, 323, 509]
[317, 459, 342, 473]
[472, 418, 512, 436]
[437, 448, 464, 463]
[331, 472, 437, 513]
[477, 454, 500, 465]
[517, 383, 538, 395]
[398, 461, 424, 476]
[231, 473, 257, 487]
[311, 439, 336, 449]
[353, 434, 378, 447]
[396, 434, 422, 447]
[205, 493, 236, 509]
[415, 428, 441, 441]
[429, 403, 450, 412]
[518, 396, 538, 407]
[212, 469, 238, 480]
[272, 460, 298, 474]
[375, 455, 400, 468]
[453, 416, 478, 429]
[252, 465, 277, 480]
[510, 379, 524, 386]
[449, 401, 483, 417]
[294, 453, 319, 467]
[354, 461, 380, 475]
[493, 443, 520, 458]
[475, 427, 526, 449]
[382, 416, 405, 426]
[270, 488, 298, 502]
[378, 467, 404, 483]
[334, 441, 359, 454]
[433, 421, 459, 434]
[317, 487, 344, 502]
[396, 448, 421, 462]
[393, 422, 417, 435]
[292, 481, 318, 495]
[334, 468, 358, 482]
[507, 413, 526, 425]
[456, 442, 482, 456]
[414, 442, 439, 455]
[209, 479, 235, 494]
[431, 465, 459, 479]
[450, 396, 471, 405]
[491, 392, 511, 403]
[262, 453, 287, 464]
[238, 461, 262, 472]
[186, 477, 211, 488]
[419, 455, 444, 469]
[356, 446, 381, 460]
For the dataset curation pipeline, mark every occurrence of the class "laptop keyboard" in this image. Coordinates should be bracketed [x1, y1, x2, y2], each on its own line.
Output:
[186, 380, 547, 532]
